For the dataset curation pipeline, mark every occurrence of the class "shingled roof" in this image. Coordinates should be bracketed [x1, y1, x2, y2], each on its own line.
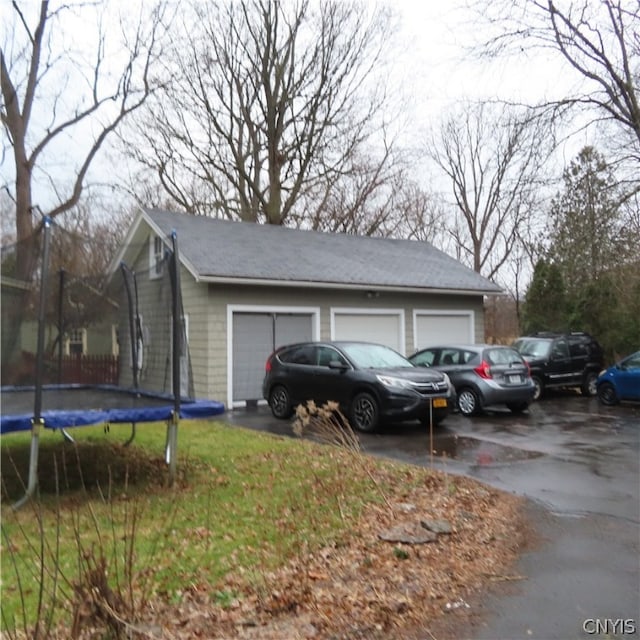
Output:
[142, 207, 501, 295]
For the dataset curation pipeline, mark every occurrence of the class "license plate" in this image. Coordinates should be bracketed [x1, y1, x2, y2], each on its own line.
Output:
[508, 375, 521, 383]
[433, 398, 447, 408]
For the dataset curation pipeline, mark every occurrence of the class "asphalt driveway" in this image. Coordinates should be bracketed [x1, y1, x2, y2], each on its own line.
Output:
[222, 393, 640, 639]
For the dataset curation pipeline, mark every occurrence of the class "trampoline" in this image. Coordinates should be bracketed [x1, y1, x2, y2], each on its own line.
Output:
[1, 385, 224, 435]
[1, 218, 226, 508]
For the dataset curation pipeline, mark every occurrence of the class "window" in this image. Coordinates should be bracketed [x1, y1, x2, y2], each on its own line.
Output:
[65, 328, 86, 355]
[440, 349, 460, 365]
[552, 339, 569, 359]
[317, 346, 347, 367]
[412, 350, 436, 367]
[149, 235, 165, 278]
[280, 345, 316, 365]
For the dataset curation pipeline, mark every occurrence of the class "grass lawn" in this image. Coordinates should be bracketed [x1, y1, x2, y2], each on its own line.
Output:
[0, 418, 397, 634]
[1, 415, 527, 639]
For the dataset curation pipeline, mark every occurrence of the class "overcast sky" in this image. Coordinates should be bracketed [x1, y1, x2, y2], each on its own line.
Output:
[2, 0, 588, 218]
[390, 1, 577, 113]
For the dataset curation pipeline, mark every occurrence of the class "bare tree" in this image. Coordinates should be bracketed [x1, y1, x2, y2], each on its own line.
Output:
[294, 137, 445, 242]
[125, 0, 401, 228]
[427, 102, 550, 283]
[470, 0, 640, 162]
[1, 0, 170, 281]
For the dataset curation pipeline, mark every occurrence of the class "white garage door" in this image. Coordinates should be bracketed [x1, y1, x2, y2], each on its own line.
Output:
[333, 312, 402, 352]
[232, 312, 313, 402]
[415, 313, 473, 349]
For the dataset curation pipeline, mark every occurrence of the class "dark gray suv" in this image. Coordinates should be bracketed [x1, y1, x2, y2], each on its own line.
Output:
[409, 344, 535, 417]
[512, 332, 604, 400]
[262, 341, 455, 432]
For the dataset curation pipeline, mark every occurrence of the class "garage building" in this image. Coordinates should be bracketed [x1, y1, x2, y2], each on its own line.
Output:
[113, 208, 501, 409]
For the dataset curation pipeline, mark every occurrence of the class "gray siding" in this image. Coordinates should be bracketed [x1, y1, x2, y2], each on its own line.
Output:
[199, 283, 484, 405]
[114, 223, 487, 405]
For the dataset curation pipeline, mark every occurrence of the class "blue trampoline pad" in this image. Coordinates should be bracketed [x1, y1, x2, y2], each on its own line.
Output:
[1, 384, 225, 434]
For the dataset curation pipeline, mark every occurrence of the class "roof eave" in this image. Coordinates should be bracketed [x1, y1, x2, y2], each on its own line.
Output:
[194, 274, 501, 296]
[107, 208, 201, 284]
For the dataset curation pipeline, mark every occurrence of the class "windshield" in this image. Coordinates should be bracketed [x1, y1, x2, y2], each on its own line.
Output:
[486, 347, 525, 366]
[341, 343, 412, 369]
[513, 338, 551, 358]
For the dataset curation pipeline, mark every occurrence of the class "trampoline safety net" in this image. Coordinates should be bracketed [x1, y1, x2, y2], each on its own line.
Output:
[1, 212, 224, 505]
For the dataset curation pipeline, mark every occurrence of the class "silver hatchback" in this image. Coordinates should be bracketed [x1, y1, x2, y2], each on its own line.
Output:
[409, 344, 536, 417]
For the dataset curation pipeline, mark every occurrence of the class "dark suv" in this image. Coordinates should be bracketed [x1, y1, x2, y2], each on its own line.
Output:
[512, 332, 604, 400]
[262, 341, 455, 432]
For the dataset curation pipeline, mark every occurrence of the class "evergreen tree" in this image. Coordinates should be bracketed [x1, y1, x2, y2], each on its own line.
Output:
[522, 259, 567, 334]
[547, 147, 626, 298]
[543, 147, 639, 358]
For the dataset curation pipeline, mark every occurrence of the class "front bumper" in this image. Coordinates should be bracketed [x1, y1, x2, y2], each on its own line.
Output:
[378, 388, 454, 423]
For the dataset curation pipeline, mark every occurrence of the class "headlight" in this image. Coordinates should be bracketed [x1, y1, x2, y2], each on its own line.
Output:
[441, 372, 455, 394]
[376, 374, 412, 389]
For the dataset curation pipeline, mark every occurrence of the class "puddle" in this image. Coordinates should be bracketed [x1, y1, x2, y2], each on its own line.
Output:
[428, 434, 545, 465]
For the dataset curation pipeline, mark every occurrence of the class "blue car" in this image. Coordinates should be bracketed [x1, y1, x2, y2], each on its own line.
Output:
[596, 351, 640, 405]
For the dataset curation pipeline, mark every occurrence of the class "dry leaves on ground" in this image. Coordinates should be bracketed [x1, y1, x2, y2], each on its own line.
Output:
[132, 465, 528, 640]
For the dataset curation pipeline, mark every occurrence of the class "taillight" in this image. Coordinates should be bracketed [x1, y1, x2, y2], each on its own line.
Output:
[265, 354, 274, 372]
[474, 360, 492, 379]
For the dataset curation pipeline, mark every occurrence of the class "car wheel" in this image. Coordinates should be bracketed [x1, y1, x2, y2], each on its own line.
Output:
[597, 382, 618, 406]
[350, 392, 379, 433]
[531, 376, 543, 401]
[269, 385, 294, 419]
[457, 388, 480, 416]
[507, 401, 529, 413]
[581, 372, 598, 397]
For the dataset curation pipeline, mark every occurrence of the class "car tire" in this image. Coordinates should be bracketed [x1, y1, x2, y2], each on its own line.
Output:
[531, 376, 544, 401]
[457, 387, 480, 416]
[581, 371, 598, 397]
[350, 392, 379, 432]
[269, 385, 294, 419]
[507, 401, 529, 413]
[597, 381, 618, 406]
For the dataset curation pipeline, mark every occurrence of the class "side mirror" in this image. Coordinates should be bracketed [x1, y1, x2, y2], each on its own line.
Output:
[328, 360, 349, 371]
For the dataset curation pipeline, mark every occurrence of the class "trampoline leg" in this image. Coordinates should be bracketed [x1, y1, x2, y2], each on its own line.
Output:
[165, 412, 179, 487]
[61, 428, 75, 444]
[12, 418, 43, 510]
[124, 422, 137, 447]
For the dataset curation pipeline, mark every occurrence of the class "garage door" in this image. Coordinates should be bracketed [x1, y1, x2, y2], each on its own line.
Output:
[415, 312, 473, 349]
[232, 312, 313, 403]
[333, 312, 402, 352]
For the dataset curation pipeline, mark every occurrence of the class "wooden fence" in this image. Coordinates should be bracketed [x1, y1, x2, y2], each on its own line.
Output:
[8, 352, 120, 386]
[55, 354, 120, 385]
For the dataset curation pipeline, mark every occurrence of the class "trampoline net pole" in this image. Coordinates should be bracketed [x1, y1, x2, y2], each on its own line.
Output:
[33, 217, 52, 419]
[120, 264, 140, 390]
[167, 231, 181, 486]
[170, 231, 181, 413]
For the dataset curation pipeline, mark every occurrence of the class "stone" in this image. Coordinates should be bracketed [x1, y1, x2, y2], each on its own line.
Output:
[378, 523, 438, 544]
[421, 518, 453, 534]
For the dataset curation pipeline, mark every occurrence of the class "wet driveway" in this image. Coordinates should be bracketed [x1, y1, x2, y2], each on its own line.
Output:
[223, 393, 639, 521]
[222, 393, 640, 639]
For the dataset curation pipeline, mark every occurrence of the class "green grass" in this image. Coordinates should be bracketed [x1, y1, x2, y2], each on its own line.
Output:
[0, 419, 385, 633]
